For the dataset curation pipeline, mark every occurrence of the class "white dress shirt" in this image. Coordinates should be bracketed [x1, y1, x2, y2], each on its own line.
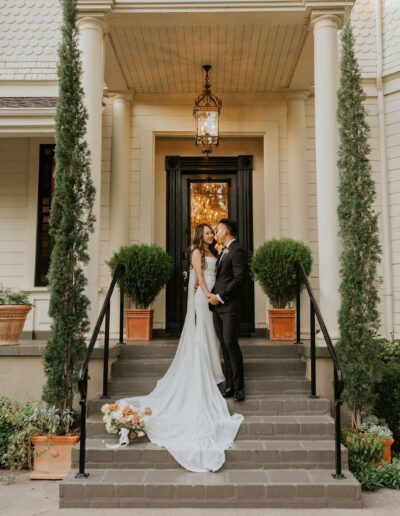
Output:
[216, 239, 236, 304]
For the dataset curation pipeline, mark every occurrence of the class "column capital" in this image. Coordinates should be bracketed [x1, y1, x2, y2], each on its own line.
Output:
[285, 90, 310, 103]
[108, 92, 134, 103]
[310, 13, 342, 31]
[77, 15, 109, 34]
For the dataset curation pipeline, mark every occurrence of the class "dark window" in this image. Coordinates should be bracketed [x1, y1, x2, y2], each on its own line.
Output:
[34, 144, 55, 286]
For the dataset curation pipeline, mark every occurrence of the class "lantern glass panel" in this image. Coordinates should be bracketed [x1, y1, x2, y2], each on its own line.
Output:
[196, 108, 219, 138]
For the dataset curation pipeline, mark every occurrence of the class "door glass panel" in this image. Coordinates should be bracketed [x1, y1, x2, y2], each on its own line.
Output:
[190, 182, 228, 249]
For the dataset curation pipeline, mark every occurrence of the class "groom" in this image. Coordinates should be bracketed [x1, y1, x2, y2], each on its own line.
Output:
[208, 219, 248, 402]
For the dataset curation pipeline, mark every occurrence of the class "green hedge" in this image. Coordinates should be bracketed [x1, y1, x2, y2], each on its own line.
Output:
[374, 340, 400, 453]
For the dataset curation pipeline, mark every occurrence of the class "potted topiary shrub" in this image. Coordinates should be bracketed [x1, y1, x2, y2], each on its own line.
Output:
[251, 238, 312, 340]
[0, 284, 32, 345]
[107, 244, 173, 341]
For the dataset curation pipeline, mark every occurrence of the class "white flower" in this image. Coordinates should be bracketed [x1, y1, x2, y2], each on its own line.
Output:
[101, 404, 110, 413]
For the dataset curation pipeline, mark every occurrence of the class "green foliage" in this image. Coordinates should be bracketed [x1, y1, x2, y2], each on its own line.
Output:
[42, 0, 95, 412]
[342, 429, 384, 466]
[359, 414, 393, 440]
[335, 15, 382, 430]
[250, 238, 312, 309]
[351, 458, 400, 491]
[107, 245, 173, 308]
[0, 397, 15, 463]
[0, 284, 32, 305]
[374, 339, 400, 452]
[0, 396, 79, 471]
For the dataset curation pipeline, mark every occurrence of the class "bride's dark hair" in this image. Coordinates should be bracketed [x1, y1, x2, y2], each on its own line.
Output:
[190, 224, 218, 270]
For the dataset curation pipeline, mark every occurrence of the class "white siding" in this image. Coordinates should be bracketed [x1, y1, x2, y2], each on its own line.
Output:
[386, 90, 400, 331]
[0, 138, 30, 288]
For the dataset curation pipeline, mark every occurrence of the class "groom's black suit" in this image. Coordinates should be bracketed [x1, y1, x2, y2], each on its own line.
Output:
[209, 240, 247, 392]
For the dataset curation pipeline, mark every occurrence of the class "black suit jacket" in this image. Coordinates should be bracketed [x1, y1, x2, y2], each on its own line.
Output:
[209, 240, 248, 314]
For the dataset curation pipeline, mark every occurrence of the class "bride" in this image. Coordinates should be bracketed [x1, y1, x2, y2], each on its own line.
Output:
[117, 223, 244, 472]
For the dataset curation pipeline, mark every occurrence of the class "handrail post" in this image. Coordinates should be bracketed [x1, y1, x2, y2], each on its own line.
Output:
[332, 368, 345, 479]
[295, 263, 301, 344]
[309, 300, 319, 399]
[100, 301, 110, 399]
[119, 268, 125, 345]
[75, 369, 89, 479]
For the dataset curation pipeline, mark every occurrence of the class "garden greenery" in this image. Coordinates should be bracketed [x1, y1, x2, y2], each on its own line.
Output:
[374, 339, 400, 452]
[42, 0, 95, 412]
[0, 396, 79, 471]
[0, 284, 31, 306]
[107, 244, 173, 308]
[335, 14, 382, 430]
[250, 238, 312, 309]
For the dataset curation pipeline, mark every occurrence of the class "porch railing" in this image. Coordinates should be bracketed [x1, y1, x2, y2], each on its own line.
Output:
[75, 263, 126, 479]
[295, 262, 345, 480]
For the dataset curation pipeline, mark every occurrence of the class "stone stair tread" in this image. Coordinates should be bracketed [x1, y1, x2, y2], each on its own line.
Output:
[60, 468, 361, 508]
[73, 437, 345, 452]
[63, 467, 358, 485]
[87, 413, 333, 423]
[116, 357, 304, 363]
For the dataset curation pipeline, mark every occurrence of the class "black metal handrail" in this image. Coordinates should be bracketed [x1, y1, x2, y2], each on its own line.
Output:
[295, 262, 345, 480]
[75, 263, 126, 478]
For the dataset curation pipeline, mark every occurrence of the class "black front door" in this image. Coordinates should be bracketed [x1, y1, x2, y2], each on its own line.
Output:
[165, 155, 254, 336]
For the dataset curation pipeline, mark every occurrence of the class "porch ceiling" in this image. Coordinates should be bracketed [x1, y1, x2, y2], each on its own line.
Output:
[105, 12, 313, 94]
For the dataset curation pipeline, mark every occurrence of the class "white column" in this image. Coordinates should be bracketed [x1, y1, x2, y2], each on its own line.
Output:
[312, 14, 341, 340]
[77, 16, 106, 331]
[286, 91, 309, 242]
[109, 94, 131, 336]
[287, 91, 310, 339]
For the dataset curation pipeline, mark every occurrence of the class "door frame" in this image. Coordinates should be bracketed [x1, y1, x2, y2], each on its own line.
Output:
[165, 155, 255, 336]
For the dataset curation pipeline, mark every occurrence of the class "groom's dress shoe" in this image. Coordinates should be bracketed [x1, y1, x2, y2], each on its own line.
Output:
[233, 389, 245, 401]
[222, 387, 234, 398]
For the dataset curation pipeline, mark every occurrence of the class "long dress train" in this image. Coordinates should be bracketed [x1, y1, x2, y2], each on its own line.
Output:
[117, 256, 244, 472]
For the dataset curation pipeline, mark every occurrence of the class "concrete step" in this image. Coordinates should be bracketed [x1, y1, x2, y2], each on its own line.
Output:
[108, 376, 311, 396]
[60, 468, 361, 508]
[71, 438, 348, 470]
[118, 342, 300, 360]
[88, 394, 330, 417]
[85, 414, 334, 440]
[111, 357, 306, 378]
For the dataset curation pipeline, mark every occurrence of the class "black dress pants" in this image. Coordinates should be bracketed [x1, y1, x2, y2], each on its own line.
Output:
[213, 310, 244, 391]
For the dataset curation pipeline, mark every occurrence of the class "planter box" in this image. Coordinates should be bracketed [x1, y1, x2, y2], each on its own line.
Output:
[0, 305, 31, 345]
[30, 435, 80, 480]
[268, 308, 296, 341]
[125, 308, 153, 341]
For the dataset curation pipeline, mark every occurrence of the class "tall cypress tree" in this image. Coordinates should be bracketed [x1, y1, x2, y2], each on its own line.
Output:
[335, 15, 382, 430]
[42, 0, 95, 412]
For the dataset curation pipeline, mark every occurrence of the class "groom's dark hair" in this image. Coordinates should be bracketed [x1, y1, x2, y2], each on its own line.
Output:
[219, 219, 238, 237]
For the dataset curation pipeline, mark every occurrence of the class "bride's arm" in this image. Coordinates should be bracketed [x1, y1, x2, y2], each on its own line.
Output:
[191, 249, 211, 297]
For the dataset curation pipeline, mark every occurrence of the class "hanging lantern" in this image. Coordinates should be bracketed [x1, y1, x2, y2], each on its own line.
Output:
[193, 65, 222, 157]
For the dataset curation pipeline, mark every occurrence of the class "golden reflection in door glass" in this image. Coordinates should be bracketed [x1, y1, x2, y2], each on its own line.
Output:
[190, 182, 228, 249]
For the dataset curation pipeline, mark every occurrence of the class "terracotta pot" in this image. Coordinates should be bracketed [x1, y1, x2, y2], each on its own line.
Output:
[0, 305, 31, 345]
[125, 308, 153, 341]
[374, 437, 394, 467]
[268, 308, 296, 341]
[30, 435, 80, 480]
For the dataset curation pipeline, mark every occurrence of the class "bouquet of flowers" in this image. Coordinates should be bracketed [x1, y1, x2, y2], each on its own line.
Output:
[101, 401, 151, 447]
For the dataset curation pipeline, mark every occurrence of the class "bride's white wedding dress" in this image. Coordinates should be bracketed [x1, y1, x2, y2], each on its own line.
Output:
[117, 256, 244, 472]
